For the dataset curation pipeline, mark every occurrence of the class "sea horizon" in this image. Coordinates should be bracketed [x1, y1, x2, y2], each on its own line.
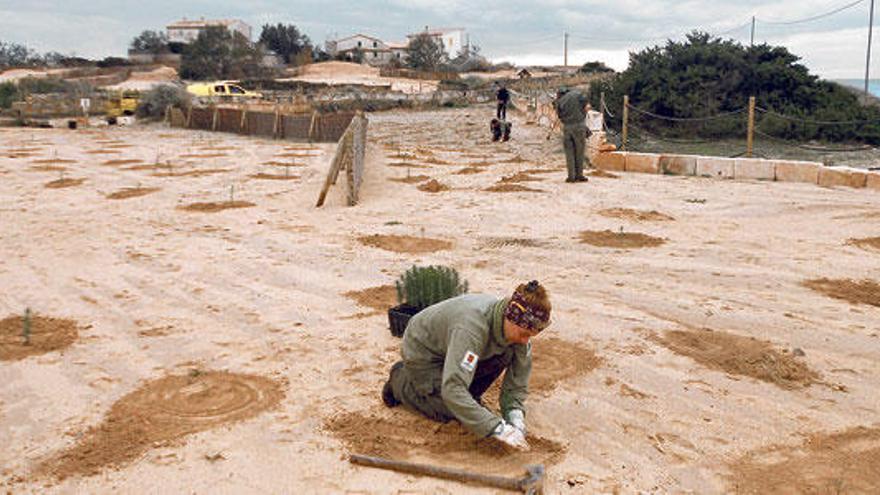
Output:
[835, 78, 880, 98]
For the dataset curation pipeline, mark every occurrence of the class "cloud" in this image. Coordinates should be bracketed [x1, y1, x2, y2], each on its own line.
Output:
[0, 1, 874, 78]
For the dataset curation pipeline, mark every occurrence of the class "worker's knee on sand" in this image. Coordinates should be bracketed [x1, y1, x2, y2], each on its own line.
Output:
[391, 364, 455, 423]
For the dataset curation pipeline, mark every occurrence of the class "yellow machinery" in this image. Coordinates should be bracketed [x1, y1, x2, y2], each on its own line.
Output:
[105, 90, 139, 123]
[186, 81, 262, 100]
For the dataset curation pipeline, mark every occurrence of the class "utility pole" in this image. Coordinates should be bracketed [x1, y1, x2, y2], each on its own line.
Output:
[750, 16, 756, 47]
[563, 31, 569, 67]
[866, 0, 876, 100]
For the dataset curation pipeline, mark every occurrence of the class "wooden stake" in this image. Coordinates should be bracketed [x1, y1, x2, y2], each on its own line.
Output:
[622, 95, 629, 151]
[746, 96, 756, 158]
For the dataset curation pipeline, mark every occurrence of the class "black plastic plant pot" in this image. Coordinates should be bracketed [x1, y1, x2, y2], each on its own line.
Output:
[388, 304, 421, 337]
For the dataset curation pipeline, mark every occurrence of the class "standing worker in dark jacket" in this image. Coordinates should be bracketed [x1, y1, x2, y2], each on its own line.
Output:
[496, 82, 511, 120]
[555, 87, 591, 182]
[382, 281, 552, 451]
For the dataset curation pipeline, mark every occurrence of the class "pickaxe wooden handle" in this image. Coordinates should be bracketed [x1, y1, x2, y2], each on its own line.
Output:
[349, 454, 544, 494]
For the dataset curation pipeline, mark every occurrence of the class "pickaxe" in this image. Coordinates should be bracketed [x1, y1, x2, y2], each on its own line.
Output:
[349, 454, 544, 494]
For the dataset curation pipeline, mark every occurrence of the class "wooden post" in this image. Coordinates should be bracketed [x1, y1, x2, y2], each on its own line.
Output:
[185, 106, 192, 129]
[308, 110, 319, 142]
[211, 106, 219, 131]
[622, 95, 629, 151]
[239, 109, 248, 133]
[272, 105, 280, 138]
[746, 96, 756, 158]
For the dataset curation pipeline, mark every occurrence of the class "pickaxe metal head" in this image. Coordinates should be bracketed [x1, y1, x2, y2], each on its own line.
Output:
[520, 464, 545, 494]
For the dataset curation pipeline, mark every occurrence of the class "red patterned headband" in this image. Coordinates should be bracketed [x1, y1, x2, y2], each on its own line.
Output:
[504, 282, 550, 332]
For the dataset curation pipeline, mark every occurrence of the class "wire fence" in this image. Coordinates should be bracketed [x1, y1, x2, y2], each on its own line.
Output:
[604, 97, 880, 169]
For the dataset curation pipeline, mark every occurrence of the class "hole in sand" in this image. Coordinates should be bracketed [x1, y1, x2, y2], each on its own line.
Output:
[358, 234, 452, 254]
[30, 165, 67, 172]
[598, 208, 675, 222]
[36, 371, 283, 480]
[579, 230, 666, 249]
[123, 163, 175, 171]
[180, 201, 255, 213]
[529, 337, 603, 394]
[0, 314, 78, 361]
[655, 328, 819, 389]
[389, 174, 430, 184]
[728, 426, 880, 493]
[178, 153, 227, 159]
[275, 152, 319, 159]
[106, 187, 160, 200]
[484, 183, 543, 193]
[802, 278, 880, 307]
[45, 178, 85, 189]
[847, 237, 880, 252]
[248, 173, 299, 181]
[102, 159, 143, 166]
[455, 166, 484, 175]
[32, 158, 76, 165]
[324, 410, 566, 476]
[500, 172, 543, 183]
[263, 161, 304, 167]
[418, 179, 449, 193]
[85, 149, 120, 155]
[344, 285, 398, 313]
[153, 168, 231, 178]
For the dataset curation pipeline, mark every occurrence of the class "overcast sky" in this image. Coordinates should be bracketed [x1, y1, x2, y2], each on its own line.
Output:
[0, 0, 876, 79]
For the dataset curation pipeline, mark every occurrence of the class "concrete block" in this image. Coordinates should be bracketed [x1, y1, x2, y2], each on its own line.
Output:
[775, 161, 820, 184]
[818, 167, 868, 189]
[625, 153, 660, 174]
[734, 158, 776, 181]
[659, 155, 696, 176]
[696, 157, 735, 179]
[867, 171, 880, 190]
[593, 151, 626, 172]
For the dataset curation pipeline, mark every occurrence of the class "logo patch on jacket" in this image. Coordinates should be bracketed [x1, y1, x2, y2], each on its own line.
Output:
[460, 351, 479, 372]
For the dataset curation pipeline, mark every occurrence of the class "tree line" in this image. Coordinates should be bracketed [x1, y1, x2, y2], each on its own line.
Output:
[591, 32, 880, 144]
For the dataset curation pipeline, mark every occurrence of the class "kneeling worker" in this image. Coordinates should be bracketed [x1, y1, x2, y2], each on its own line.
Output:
[382, 281, 551, 451]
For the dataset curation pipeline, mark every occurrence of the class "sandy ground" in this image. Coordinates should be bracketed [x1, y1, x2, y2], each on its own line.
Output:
[103, 67, 180, 92]
[282, 61, 438, 94]
[1, 105, 879, 493]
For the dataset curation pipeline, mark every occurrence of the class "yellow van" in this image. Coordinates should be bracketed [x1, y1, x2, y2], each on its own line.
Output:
[186, 81, 262, 99]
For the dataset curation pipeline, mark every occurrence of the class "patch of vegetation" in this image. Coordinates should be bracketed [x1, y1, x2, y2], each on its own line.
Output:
[136, 85, 189, 119]
[395, 265, 468, 310]
[592, 32, 880, 144]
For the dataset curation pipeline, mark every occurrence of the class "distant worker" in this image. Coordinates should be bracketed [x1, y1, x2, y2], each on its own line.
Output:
[382, 281, 552, 451]
[554, 87, 592, 183]
[491, 118, 512, 142]
[496, 82, 511, 120]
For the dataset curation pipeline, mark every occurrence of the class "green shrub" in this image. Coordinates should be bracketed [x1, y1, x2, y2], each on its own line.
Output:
[0, 82, 18, 109]
[17, 77, 73, 94]
[395, 265, 468, 310]
[136, 84, 188, 119]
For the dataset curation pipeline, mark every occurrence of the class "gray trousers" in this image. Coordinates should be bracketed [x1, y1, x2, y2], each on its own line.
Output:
[562, 124, 587, 180]
[389, 353, 512, 424]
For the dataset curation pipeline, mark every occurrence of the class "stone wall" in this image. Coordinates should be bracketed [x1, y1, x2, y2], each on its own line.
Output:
[590, 143, 880, 192]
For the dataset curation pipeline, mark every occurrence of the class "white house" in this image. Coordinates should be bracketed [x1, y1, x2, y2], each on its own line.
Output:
[166, 18, 252, 44]
[326, 34, 407, 66]
[406, 27, 466, 58]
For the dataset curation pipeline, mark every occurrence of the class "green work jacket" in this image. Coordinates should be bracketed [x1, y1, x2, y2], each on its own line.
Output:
[401, 294, 532, 437]
[555, 90, 590, 127]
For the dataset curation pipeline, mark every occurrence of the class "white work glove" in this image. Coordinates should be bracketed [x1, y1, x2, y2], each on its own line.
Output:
[491, 420, 530, 451]
[506, 409, 526, 435]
